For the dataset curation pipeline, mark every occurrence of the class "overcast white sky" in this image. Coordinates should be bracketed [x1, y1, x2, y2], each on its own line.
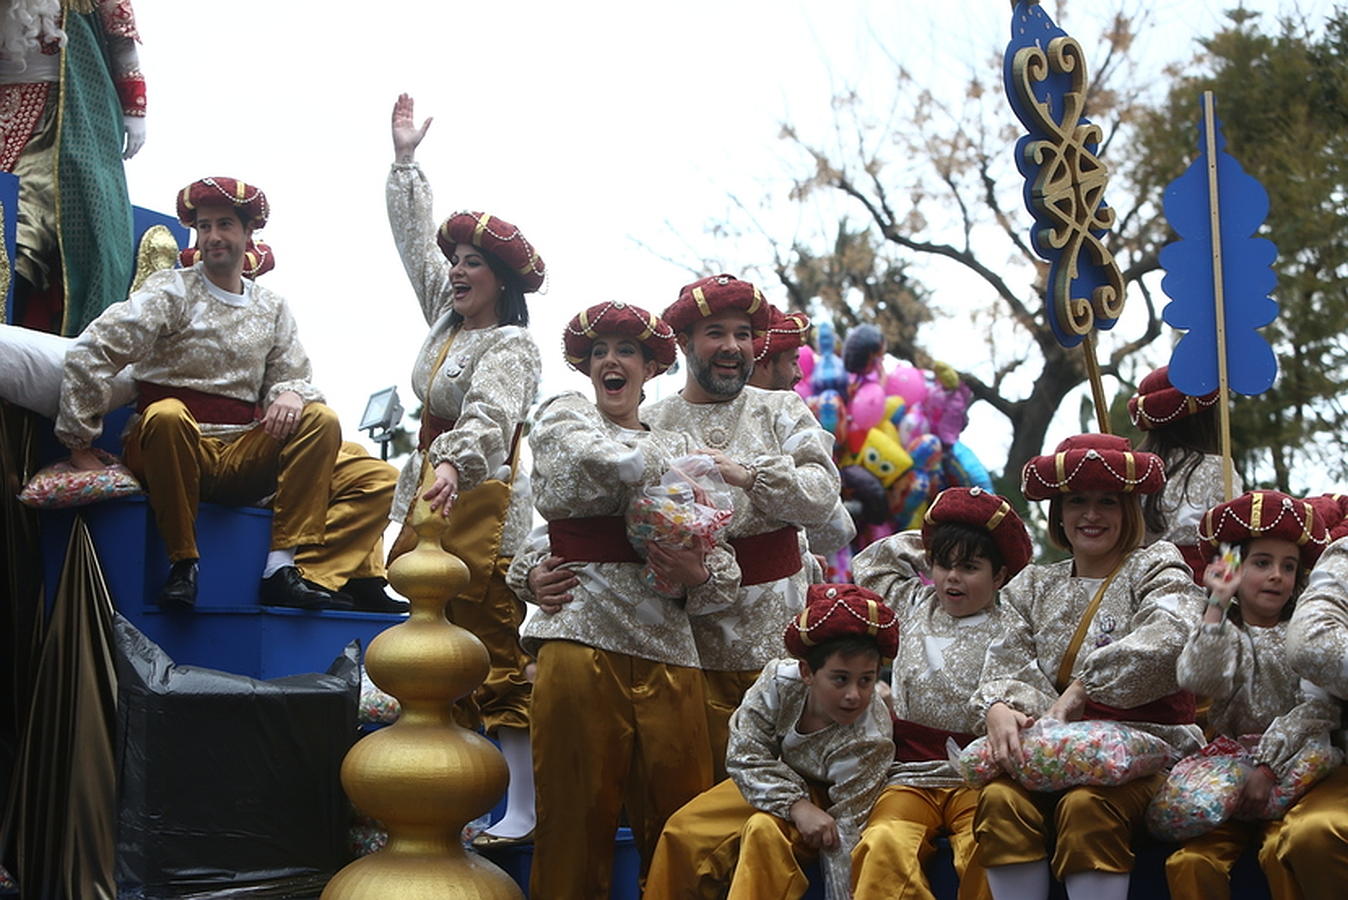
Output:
[122, 0, 1339, 486]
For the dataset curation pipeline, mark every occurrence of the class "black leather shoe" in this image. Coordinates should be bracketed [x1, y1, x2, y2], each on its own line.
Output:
[261, 566, 347, 610]
[159, 559, 198, 610]
[341, 577, 410, 614]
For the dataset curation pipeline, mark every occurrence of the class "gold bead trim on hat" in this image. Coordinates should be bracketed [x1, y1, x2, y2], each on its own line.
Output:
[445, 210, 546, 282]
[561, 301, 673, 371]
[1198, 492, 1327, 549]
[1130, 390, 1220, 428]
[1021, 448, 1164, 496]
[791, 591, 899, 648]
[753, 312, 811, 362]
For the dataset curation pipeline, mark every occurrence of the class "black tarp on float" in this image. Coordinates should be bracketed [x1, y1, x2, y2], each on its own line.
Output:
[114, 619, 357, 898]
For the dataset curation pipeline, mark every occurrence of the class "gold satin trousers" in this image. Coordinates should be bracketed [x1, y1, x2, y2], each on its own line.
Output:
[972, 773, 1164, 880]
[529, 640, 712, 899]
[1274, 765, 1348, 900]
[1166, 818, 1295, 900]
[702, 668, 762, 784]
[644, 777, 829, 900]
[124, 398, 341, 562]
[853, 784, 989, 900]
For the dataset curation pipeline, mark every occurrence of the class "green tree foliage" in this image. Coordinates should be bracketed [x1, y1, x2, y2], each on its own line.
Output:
[1122, 8, 1348, 490]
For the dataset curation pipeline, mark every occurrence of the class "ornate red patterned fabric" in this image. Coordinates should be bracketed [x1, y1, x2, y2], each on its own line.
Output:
[1128, 365, 1219, 431]
[663, 274, 771, 333]
[922, 486, 1033, 576]
[436, 211, 545, 293]
[784, 583, 899, 662]
[176, 177, 269, 229]
[1021, 434, 1165, 501]
[562, 301, 676, 375]
[1200, 490, 1331, 568]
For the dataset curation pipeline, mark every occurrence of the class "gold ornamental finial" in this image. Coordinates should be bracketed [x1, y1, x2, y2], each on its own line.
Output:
[323, 480, 520, 898]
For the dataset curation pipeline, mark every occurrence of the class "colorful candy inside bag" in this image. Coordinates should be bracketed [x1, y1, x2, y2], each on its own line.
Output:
[952, 718, 1177, 792]
[627, 455, 734, 597]
[1147, 737, 1251, 840]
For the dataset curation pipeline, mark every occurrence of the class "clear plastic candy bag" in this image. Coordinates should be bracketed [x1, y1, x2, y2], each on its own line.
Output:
[627, 454, 734, 597]
[951, 718, 1178, 792]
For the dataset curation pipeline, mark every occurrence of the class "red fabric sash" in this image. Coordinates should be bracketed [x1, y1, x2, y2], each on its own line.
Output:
[1178, 543, 1208, 587]
[549, 517, 643, 564]
[418, 411, 455, 452]
[892, 715, 975, 763]
[729, 526, 802, 586]
[1084, 690, 1197, 726]
[136, 382, 259, 425]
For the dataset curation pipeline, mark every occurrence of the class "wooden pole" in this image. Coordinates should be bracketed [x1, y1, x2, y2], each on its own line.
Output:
[1202, 91, 1236, 501]
[1082, 333, 1112, 434]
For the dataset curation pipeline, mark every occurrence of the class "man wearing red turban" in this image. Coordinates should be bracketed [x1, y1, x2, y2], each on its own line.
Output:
[56, 178, 397, 611]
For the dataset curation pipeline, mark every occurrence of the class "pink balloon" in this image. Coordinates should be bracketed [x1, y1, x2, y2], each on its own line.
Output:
[885, 365, 929, 406]
[794, 380, 813, 401]
[797, 345, 816, 382]
[849, 382, 886, 432]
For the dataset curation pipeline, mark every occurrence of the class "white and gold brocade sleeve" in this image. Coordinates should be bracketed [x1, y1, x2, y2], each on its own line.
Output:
[527, 392, 669, 520]
[386, 161, 454, 325]
[1080, 544, 1204, 708]
[427, 328, 540, 492]
[56, 273, 187, 448]
[726, 675, 811, 819]
[745, 393, 841, 529]
[1288, 539, 1348, 699]
[260, 301, 322, 408]
[852, 531, 932, 615]
[972, 566, 1059, 719]
[1176, 620, 1244, 703]
[1257, 680, 1342, 780]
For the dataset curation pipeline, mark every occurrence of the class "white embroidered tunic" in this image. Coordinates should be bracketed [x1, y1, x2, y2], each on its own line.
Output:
[1178, 620, 1340, 779]
[973, 541, 1206, 754]
[386, 162, 540, 554]
[729, 659, 894, 900]
[56, 264, 318, 449]
[853, 531, 1006, 787]
[1289, 537, 1348, 702]
[643, 386, 841, 670]
[507, 391, 739, 667]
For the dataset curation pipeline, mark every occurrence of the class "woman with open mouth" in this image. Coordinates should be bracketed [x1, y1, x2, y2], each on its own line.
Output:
[506, 301, 739, 896]
[970, 433, 1206, 900]
[386, 92, 544, 845]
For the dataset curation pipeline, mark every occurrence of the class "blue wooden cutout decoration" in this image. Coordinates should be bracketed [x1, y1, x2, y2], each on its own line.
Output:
[1160, 99, 1279, 396]
[1004, 1, 1125, 349]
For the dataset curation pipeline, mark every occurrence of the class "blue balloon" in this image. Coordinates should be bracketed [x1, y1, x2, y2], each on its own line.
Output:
[943, 442, 995, 493]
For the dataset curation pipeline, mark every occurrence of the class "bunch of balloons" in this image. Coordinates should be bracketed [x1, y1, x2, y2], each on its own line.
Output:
[797, 322, 995, 562]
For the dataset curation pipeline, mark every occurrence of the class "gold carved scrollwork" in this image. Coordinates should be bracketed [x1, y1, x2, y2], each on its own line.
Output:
[131, 225, 180, 293]
[1013, 36, 1125, 338]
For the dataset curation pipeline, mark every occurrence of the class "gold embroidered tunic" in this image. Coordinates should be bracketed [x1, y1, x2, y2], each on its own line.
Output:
[853, 531, 1005, 787]
[643, 386, 841, 670]
[56, 264, 319, 449]
[1178, 620, 1340, 778]
[508, 391, 740, 666]
[729, 658, 894, 900]
[973, 541, 1206, 754]
[386, 162, 540, 553]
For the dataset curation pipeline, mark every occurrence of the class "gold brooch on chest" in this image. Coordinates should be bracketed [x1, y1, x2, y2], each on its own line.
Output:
[705, 426, 730, 450]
